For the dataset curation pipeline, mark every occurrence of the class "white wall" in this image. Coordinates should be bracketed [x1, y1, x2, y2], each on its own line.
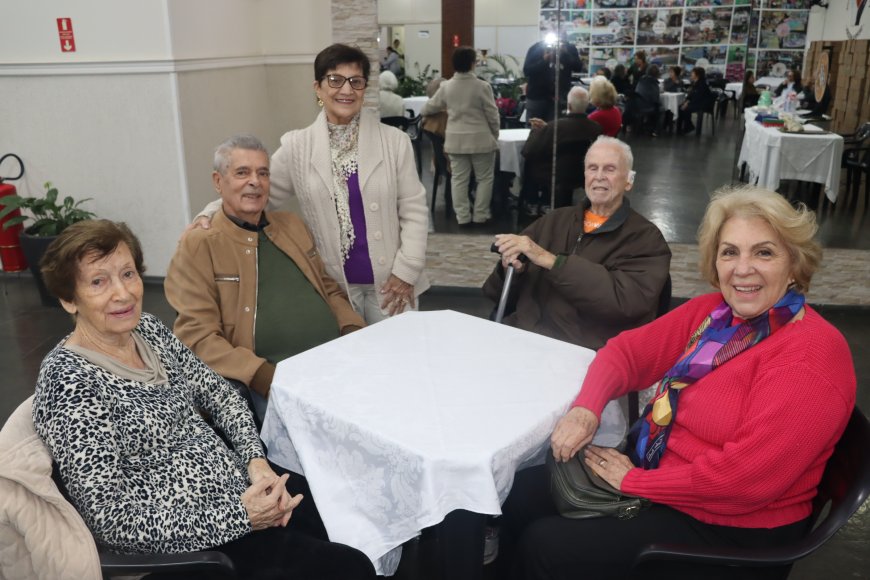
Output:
[377, 0, 439, 25]
[0, 0, 172, 63]
[807, 2, 870, 43]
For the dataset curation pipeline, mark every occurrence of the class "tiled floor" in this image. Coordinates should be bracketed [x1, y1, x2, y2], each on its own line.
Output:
[1, 113, 868, 578]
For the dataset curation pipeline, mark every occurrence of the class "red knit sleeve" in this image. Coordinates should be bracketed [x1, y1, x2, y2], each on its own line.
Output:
[621, 322, 856, 520]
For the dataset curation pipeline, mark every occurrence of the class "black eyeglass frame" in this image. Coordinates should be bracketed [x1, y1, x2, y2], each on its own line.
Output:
[323, 74, 368, 90]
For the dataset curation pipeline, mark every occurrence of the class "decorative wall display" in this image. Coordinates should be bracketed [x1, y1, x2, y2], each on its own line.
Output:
[538, 0, 803, 82]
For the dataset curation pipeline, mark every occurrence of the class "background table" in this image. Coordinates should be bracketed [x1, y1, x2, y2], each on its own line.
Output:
[261, 310, 624, 575]
[660, 92, 686, 119]
[738, 109, 844, 203]
[497, 128, 531, 177]
[725, 81, 743, 101]
[403, 96, 428, 117]
[755, 76, 787, 90]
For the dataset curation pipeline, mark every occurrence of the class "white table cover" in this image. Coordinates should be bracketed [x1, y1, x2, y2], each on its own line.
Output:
[497, 128, 531, 177]
[755, 76, 786, 90]
[261, 310, 624, 575]
[738, 110, 844, 203]
[660, 92, 686, 119]
[725, 82, 743, 101]
[403, 96, 428, 117]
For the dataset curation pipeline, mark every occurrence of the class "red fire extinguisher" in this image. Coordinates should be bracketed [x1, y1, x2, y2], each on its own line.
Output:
[0, 153, 27, 272]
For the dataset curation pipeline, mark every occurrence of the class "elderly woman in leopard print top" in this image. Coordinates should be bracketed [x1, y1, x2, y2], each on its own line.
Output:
[32, 220, 375, 580]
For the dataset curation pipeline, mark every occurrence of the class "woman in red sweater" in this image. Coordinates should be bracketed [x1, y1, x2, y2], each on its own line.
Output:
[500, 185, 856, 579]
[588, 77, 623, 137]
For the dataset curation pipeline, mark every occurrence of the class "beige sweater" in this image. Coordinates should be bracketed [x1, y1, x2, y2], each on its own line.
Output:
[0, 397, 101, 580]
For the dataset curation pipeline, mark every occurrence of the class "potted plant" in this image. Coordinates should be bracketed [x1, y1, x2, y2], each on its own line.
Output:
[0, 181, 96, 305]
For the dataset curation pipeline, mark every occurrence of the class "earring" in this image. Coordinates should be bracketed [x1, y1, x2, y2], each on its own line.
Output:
[317, 97, 323, 107]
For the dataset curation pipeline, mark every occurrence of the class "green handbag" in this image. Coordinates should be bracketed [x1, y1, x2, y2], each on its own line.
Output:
[547, 448, 650, 520]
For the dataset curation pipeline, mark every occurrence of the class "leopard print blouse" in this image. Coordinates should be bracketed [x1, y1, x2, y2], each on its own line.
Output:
[33, 313, 264, 554]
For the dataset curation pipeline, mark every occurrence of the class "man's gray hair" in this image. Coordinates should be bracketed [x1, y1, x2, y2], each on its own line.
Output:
[214, 134, 269, 174]
[586, 135, 633, 172]
[567, 86, 589, 114]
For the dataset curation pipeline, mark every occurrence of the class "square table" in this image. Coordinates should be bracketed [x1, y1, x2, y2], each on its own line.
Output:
[261, 310, 624, 575]
[497, 128, 531, 177]
[403, 96, 429, 118]
[737, 109, 844, 203]
[660, 92, 686, 119]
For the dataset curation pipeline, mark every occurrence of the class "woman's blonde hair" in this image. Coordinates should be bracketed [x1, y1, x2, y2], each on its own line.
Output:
[589, 77, 617, 109]
[697, 185, 821, 293]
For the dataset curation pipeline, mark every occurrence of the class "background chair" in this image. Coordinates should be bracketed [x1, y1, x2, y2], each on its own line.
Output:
[423, 130, 452, 217]
[380, 116, 409, 130]
[630, 406, 870, 578]
[406, 113, 424, 176]
[694, 88, 722, 136]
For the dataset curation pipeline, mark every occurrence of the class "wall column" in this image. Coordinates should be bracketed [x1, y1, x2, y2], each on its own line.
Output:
[332, 0, 380, 104]
[441, 0, 473, 77]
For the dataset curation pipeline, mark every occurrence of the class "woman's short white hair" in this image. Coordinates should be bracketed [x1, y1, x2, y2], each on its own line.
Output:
[380, 70, 399, 92]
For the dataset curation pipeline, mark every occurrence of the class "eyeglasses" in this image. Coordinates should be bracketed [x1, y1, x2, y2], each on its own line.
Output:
[324, 74, 367, 90]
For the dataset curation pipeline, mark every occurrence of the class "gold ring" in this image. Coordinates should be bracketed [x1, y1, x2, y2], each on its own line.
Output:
[599, 459, 606, 466]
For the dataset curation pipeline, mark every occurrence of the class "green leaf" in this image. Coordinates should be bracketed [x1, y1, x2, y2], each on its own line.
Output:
[0, 215, 28, 230]
[45, 187, 58, 205]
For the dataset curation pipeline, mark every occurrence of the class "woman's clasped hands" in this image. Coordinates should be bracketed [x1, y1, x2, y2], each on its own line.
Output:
[243, 458, 303, 530]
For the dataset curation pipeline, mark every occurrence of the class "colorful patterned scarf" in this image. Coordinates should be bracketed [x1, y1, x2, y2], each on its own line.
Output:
[327, 114, 360, 264]
[628, 289, 805, 469]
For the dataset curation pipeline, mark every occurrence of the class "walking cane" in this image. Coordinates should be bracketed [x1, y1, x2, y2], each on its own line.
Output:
[490, 243, 528, 324]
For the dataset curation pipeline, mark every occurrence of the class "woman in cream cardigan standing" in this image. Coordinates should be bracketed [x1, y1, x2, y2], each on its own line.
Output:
[196, 44, 429, 323]
[422, 46, 500, 226]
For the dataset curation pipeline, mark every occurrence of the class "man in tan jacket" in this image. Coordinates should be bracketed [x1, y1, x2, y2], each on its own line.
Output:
[165, 135, 364, 419]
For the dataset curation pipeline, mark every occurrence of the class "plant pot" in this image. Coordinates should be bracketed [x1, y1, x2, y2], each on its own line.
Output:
[19, 231, 60, 307]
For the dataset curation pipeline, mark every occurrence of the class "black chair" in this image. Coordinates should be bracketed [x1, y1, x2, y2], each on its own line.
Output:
[694, 89, 722, 136]
[843, 146, 869, 211]
[840, 121, 870, 167]
[630, 407, 870, 577]
[380, 116, 409, 130]
[424, 130, 452, 217]
[406, 113, 424, 176]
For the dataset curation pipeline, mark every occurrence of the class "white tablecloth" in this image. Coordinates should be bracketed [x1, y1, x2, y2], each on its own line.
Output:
[497, 128, 531, 176]
[403, 96, 428, 117]
[660, 92, 686, 119]
[725, 82, 743, 101]
[261, 310, 624, 575]
[738, 109, 844, 203]
[755, 76, 786, 90]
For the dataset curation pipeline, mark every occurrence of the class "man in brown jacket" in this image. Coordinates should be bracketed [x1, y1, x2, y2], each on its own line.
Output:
[165, 135, 364, 419]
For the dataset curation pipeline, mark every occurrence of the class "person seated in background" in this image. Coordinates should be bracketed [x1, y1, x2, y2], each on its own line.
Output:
[800, 80, 832, 117]
[595, 66, 612, 81]
[677, 66, 713, 135]
[165, 135, 364, 421]
[588, 77, 623, 137]
[380, 45, 401, 76]
[662, 65, 683, 92]
[774, 68, 803, 97]
[485, 136, 671, 352]
[742, 70, 761, 109]
[33, 220, 376, 580]
[625, 64, 662, 137]
[498, 185, 855, 579]
[378, 70, 405, 119]
[421, 76, 448, 138]
[520, 86, 603, 215]
[626, 50, 648, 90]
[610, 63, 632, 96]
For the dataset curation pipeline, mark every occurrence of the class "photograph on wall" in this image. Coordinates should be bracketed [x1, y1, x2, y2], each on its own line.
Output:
[646, 46, 681, 67]
[747, 50, 757, 72]
[730, 7, 751, 43]
[591, 10, 637, 45]
[637, 9, 683, 45]
[764, 0, 812, 8]
[683, 8, 733, 44]
[595, 0, 639, 7]
[748, 9, 760, 46]
[686, 0, 734, 6]
[726, 45, 747, 80]
[564, 9, 593, 45]
[759, 10, 808, 49]
[589, 46, 634, 73]
[638, 0, 685, 6]
[753, 49, 804, 76]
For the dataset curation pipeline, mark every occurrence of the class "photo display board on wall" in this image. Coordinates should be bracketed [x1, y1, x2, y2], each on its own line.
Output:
[539, 0, 810, 81]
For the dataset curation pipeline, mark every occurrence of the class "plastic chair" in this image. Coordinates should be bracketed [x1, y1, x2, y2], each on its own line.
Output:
[406, 113, 424, 176]
[380, 116, 409, 130]
[630, 407, 870, 577]
[424, 130, 452, 217]
[694, 89, 721, 136]
[843, 147, 869, 210]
